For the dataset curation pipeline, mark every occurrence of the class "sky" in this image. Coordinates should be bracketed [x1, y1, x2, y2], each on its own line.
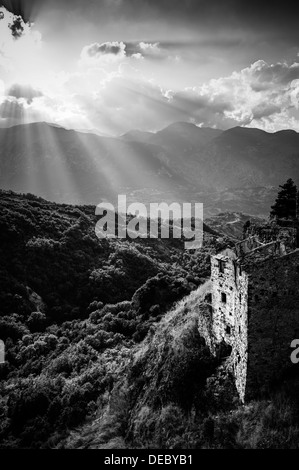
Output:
[1, 0, 299, 134]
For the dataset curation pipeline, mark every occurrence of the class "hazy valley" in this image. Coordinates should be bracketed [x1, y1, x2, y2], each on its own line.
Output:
[1, 122, 299, 217]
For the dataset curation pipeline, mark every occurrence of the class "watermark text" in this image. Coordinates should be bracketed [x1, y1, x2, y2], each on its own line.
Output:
[95, 195, 203, 250]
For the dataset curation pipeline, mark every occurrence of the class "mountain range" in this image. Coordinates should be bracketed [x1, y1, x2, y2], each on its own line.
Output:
[1, 121, 299, 216]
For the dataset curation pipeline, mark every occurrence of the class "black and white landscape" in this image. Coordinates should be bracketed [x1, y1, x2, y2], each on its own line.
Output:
[2, 122, 299, 216]
[1, 0, 299, 451]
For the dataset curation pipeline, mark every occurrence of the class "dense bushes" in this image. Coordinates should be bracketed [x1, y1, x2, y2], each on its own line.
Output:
[0, 190, 221, 448]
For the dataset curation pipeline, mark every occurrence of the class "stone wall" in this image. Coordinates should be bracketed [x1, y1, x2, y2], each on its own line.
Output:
[210, 253, 249, 401]
[197, 301, 215, 354]
[244, 249, 299, 400]
[242, 240, 285, 264]
[206, 243, 299, 402]
[245, 223, 297, 251]
[235, 236, 262, 258]
[231, 267, 248, 402]
[211, 254, 235, 345]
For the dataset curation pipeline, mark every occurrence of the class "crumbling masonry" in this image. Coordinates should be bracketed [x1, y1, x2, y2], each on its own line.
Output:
[199, 222, 299, 402]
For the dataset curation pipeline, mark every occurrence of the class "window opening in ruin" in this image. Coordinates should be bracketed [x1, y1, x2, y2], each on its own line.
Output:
[221, 292, 227, 303]
[233, 261, 237, 283]
[219, 260, 225, 273]
[226, 326, 231, 335]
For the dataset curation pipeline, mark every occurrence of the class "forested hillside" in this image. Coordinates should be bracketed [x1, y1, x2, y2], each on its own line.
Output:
[2, 190, 299, 449]
[0, 190, 223, 448]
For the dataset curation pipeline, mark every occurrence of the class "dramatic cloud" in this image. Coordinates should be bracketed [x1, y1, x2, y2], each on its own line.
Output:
[138, 42, 162, 57]
[249, 61, 299, 91]
[80, 41, 143, 67]
[0, 8, 26, 40]
[8, 15, 25, 38]
[80, 40, 165, 66]
[2, 54, 299, 133]
[83, 41, 126, 58]
[57, 57, 299, 133]
[0, 6, 40, 43]
[1, 1, 299, 134]
[6, 83, 43, 103]
[184, 60, 299, 131]
[0, 6, 42, 77]
[124, 41, 170, 61]
[86, 57, 299, 132]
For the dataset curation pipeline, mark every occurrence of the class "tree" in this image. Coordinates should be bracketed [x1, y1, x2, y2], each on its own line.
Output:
[270, 178, 298, 221]
[243, 220, 251, 238]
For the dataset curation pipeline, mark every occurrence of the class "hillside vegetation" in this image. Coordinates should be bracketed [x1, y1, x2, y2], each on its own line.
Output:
[1, 190, 299, 449]
[61, 283, 299, 450]
[0, 190, 223, 448]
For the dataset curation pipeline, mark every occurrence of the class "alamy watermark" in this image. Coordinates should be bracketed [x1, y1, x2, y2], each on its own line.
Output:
[95, 195, 203, 250]
[290, 339, 299, 364]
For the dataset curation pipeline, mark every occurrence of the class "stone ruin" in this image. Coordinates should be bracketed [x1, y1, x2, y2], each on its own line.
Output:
[199, 221, 299, 402]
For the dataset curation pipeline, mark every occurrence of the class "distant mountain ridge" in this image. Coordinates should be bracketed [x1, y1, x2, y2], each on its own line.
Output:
[205, 212, 265, 239]
[1, 121, 299, 216]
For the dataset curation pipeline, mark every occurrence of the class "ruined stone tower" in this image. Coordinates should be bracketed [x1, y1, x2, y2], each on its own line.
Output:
[200, 223, 299, 402]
